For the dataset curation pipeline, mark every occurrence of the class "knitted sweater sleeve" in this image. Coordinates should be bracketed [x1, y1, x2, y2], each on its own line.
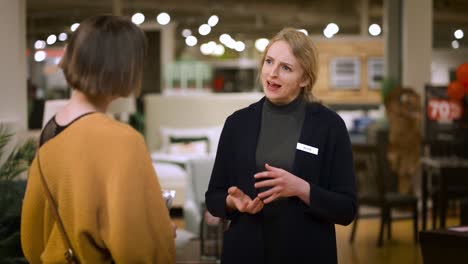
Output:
[99, 132, 176, 263]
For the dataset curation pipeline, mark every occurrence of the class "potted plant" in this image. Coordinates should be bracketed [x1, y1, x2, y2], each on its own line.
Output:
[0, 125, 36, 263]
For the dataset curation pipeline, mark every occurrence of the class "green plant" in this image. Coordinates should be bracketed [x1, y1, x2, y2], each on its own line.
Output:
[0, 125, 36, 263]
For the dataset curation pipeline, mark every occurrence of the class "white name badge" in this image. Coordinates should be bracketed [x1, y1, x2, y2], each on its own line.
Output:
[296, 143, 319, 155]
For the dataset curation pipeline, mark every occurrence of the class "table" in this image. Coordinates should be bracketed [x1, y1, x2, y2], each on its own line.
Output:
[419, 227, 468, 264]
[421, 157, 468, 230]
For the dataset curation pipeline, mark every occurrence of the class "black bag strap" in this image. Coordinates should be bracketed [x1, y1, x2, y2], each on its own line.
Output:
[36, 151, 79, 263]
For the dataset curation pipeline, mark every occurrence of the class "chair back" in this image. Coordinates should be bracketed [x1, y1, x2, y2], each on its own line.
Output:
[376, 129, 399, 193]
[423, 139, 468, 160]
[352, 143, 385, 201]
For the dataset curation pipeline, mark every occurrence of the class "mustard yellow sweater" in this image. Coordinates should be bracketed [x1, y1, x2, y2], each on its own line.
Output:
[21, 113, 175, 263]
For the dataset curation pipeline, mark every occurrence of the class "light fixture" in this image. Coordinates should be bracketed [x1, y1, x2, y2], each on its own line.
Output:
[185, 36, 198, 46]
[70, 23, 80, 32]
[34, 40, 46, 50]
[323, 23, 339, 38]
[58, 33, 67, 41]
[255, 38, 269, 52]
[234, 41, 245, 52]
[213, 44, 225, 56]
[452, 40, 460, 49]
[181, 29, 192, 37]
[46, 34, 57, 45]
[200, 43, 213, 55]
[219, 34, 232, 45]
[208, 15, 219, 27]
[132, 13, 145, 25]
[198, 24, 211, 36]
[454, 29, 464, 40]
[34, 51, 46, 62]
[368, 24, 382, 36]
[157, 12, 170, 25]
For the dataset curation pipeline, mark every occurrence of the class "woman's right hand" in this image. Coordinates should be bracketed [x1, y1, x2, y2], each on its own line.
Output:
[226, 186, 264, 214]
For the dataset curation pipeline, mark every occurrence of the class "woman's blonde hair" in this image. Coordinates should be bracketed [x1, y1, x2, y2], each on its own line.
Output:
[60, 15, 147, 99]
[261, 28, 319, 102]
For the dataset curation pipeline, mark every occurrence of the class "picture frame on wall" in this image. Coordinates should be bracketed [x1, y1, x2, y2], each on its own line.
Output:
[367, 57, 384, 89]
[329, 57, 361, 89]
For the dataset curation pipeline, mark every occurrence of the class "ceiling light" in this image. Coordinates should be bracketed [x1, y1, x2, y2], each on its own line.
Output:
[70, 23, 80, 32]
[326, 23, 339, 35]
[208, 15, 219, 27]
[46, 34, 57, 45]
[452, 40, 460, 49]
[255, 38, 269, 52]
[219, 34, 232, 45]
[157, 12, 170, 25]
[132, 13, 145, 25]
[34, 40, 46, 50]
[368, 24, 382, 36]
[200, 43, 214, 55]
[198, 24, 211, 36]
[234, 41, 245, 52]
[185, 36, 198, 46]
[182, 29, 192, 37]
[58, 33, 67, 41]
[213, 44, 225, 56]
[323, 27, 334, 38]
[34, 51, 46, 62]
[454, 29, 464, 40]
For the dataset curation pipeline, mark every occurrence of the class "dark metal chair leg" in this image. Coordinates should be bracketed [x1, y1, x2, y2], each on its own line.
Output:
[387, 208, 392, 240]
[414, 202, 419, 243]
[432, 194, 438, 230]
[378, 208, 386, 247]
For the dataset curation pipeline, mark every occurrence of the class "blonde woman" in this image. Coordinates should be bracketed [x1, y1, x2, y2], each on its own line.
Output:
[206, 28, 356, 264]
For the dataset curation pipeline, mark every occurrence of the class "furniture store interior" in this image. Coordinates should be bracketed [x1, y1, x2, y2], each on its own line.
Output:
[1, 0, 468, 263]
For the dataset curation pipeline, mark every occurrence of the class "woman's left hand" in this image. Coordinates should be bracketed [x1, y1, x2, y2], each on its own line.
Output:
[254, 163, 310, 204]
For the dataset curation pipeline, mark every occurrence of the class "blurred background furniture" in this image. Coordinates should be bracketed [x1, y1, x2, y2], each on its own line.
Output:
[350, 130, 418, 247]
[420, 227, 468, 264]
[107, 96, 136, 123]
[143, 93, 263, 151]
[420, 140, 468, 230]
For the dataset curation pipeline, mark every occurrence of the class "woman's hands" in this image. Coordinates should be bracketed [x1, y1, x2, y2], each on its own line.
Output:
[225, 164, 310, 214]
[254, 163, 310, 205]
[226, 186, 264, 214]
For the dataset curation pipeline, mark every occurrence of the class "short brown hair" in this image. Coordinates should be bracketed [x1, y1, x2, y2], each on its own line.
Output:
[261, 28, 319, 102]
[60, 15, 147, 98]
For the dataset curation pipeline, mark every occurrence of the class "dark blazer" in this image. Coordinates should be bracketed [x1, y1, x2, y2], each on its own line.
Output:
[205, 97, 356, 264]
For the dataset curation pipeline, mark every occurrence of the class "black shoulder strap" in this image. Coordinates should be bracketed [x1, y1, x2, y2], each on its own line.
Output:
[36, 151, 79, 263]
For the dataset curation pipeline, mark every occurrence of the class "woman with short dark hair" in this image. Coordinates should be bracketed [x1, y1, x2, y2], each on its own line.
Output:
[21, 15, 175, 263]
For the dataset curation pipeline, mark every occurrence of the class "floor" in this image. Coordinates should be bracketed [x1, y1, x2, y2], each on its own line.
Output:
[172, 212, 461, 264]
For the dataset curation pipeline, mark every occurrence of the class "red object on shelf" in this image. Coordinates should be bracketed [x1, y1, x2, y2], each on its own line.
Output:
[456, 63, 468, 87]
[213, 77, 224, 92]
[447, 81, 465, 101]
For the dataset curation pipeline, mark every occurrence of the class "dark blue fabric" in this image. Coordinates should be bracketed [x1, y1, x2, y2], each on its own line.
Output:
[205, 97, 357, 264]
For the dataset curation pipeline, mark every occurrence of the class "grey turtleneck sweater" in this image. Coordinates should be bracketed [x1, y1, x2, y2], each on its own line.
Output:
[255, 95, 306, 176]
[255, 95, 307, 264]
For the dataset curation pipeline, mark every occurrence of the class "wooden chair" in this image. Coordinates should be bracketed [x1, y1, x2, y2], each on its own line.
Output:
[349, 142, 418, 247]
